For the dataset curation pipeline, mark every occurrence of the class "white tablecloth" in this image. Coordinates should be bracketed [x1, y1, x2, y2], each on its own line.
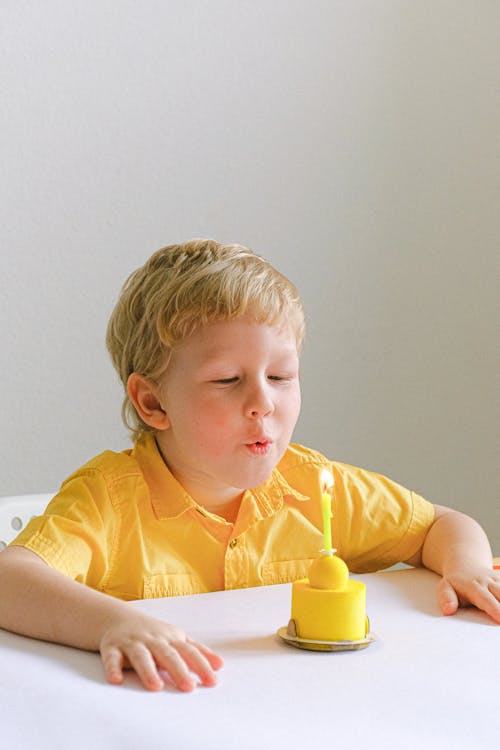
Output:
[1, 568, 498, 749]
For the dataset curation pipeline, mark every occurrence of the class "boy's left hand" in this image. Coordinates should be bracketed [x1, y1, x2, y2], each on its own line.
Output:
[411, 505, 500, 624]
[437, 564, 500, 623]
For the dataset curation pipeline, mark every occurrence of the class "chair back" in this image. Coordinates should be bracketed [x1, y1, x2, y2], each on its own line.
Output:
[0, 493, 55, 549]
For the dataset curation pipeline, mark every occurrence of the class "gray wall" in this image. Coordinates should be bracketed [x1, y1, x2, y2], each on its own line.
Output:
[2, 2, 499, 550]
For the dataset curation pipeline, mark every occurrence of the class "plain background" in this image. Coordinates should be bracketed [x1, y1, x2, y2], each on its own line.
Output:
[1, 2, 499, 550]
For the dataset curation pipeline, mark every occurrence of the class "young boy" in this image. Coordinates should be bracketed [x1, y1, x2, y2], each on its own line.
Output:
[0, 239, 499, 693]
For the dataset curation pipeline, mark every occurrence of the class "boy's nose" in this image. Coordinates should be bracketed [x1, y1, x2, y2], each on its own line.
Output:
[244, 382, 274, 418]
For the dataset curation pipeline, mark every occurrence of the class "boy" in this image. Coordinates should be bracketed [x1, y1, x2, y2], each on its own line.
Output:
[0, 239, 499, 693]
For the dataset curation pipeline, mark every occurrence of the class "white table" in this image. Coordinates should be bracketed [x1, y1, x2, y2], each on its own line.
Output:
[1, 568, 498, 750]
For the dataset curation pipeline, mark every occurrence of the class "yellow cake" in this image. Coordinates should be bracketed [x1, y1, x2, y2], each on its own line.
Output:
[290, 553, 367, 641]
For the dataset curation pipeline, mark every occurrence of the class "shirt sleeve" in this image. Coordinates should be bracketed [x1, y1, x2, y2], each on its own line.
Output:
[9, 469, 117, 589]
[331, 461, 435, 572]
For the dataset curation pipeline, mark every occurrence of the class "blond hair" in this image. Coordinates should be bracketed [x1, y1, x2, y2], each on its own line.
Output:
[106, 239, 305, 441]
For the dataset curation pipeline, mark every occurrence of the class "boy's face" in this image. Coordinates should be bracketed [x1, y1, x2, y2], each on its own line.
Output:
[155, 316, 301, 507]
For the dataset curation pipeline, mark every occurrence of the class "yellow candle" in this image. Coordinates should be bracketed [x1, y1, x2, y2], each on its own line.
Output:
[320, 469, 334, 553]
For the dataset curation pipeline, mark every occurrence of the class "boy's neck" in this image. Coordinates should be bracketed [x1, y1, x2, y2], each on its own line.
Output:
[203, 494, 243, 524]
[154, 436, 244, 523]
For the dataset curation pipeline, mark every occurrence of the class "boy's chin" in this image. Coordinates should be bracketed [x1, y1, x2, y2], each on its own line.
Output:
[227, 446, 287, 489]
[235, 469, 276, 491]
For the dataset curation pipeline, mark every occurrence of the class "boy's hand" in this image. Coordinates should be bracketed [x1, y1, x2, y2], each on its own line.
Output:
[0, 546, 222, 691]
[437, 564, 500, 623]
[413, 505, 500, 625]
[99, 611, 224, 692]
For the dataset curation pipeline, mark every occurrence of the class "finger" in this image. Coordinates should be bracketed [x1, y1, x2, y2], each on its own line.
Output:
[487, 582, 500, 623]
[437, 578, 459, 616]
[187, 638, 224, 670]
[101, 645, 125, 686]
[125, 643, 166, 691]
[174, 641, 219, 687]
[487, 578, 500, 600]
[150, 642, 197, 692]
[467, 582, 500, 624]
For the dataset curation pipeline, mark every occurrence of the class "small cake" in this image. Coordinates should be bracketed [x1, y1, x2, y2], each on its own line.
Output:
[290, 552, 367, 641]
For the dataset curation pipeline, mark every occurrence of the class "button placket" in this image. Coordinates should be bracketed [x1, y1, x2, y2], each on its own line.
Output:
[225, 535, 248, 589]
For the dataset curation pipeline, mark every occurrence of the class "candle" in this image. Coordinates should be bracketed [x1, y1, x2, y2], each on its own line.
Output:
[320, 469, 334, 554]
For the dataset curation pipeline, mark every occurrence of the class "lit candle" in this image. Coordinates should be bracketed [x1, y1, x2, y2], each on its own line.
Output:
[320, 469, 334, 554]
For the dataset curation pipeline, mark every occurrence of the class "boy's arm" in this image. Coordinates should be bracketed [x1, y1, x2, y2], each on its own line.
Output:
[405, 504, 500, 623]
[0, 546, 223, 691]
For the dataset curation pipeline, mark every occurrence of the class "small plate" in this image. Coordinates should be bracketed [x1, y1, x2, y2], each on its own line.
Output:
[277, 619, 376, 652]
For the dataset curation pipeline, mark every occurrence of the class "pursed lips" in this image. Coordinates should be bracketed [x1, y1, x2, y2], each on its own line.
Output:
[244, 437, 272, 453]
[245, 435, 272, 446]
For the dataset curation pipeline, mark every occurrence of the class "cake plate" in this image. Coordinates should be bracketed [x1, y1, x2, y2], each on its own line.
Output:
[277, 618, 376, 652]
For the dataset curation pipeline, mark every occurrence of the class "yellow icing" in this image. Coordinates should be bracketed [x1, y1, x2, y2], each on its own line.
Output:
[308, 554, 349, 590]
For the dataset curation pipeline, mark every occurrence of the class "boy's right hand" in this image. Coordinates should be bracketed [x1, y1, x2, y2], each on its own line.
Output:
[0, 547, 222, 692]
[99, 611, 224, 692]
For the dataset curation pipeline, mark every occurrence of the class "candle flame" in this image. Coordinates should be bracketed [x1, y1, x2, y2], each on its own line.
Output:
[321, 468, 334, 493]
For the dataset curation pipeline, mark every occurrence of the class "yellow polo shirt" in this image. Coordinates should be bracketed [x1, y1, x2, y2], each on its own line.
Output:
[11, 434, 434, 600]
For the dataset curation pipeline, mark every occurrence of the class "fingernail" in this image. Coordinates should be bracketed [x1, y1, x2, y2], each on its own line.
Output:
[148, 677, 164, 691]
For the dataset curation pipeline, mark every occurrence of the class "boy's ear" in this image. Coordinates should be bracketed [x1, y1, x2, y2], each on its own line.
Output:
[126, 373, 170, 430]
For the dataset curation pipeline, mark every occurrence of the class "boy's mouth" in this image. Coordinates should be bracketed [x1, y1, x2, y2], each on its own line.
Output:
[246, 439, 272, 455]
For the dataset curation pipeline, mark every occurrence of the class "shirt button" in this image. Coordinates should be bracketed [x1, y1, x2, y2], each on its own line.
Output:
[229, 538, 238, 549]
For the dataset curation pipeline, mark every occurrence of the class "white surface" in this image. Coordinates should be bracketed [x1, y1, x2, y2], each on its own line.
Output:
[0, 568, 498, 750]
[1, 2, 499, 551]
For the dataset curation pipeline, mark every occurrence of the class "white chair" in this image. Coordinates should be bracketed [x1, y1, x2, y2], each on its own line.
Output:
[0, 493, 55, 550]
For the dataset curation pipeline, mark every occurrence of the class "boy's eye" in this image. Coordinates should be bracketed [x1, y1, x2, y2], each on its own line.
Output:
[210, 374, 296, 385]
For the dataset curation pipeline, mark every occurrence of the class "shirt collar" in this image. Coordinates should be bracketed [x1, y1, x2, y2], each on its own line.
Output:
[131, 434, 196, 519]
[131, 433, 309, 521]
